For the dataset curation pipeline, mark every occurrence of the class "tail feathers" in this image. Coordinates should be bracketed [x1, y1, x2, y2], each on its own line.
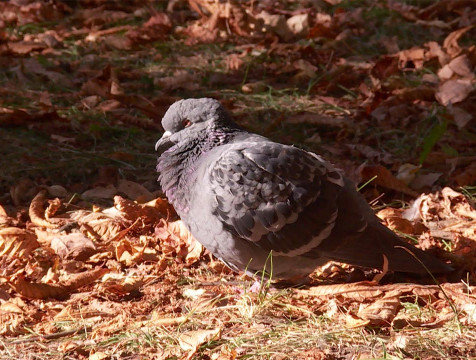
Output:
[321, 223, 452, 274]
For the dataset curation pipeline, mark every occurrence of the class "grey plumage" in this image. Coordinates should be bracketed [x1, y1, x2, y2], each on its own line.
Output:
[156, 98, 452, 280]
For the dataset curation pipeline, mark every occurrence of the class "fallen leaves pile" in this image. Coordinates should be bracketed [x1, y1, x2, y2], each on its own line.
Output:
[0, 180, 475, 358]
[1, 0, 476, 358]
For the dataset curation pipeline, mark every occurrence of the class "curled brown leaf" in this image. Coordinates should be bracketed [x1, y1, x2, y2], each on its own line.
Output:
[63, 268, 110, 291]
[10, 276, 69, 300]
[29, 191, 62, 229]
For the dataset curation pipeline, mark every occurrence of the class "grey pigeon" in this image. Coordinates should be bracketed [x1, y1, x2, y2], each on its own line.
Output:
[156, 98, 452, 281]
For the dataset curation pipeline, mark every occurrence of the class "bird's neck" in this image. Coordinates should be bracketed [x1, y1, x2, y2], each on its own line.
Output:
[157, 125, 240, 214]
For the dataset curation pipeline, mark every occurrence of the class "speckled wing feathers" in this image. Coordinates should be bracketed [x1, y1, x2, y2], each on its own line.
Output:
[209, 141, 346, 256]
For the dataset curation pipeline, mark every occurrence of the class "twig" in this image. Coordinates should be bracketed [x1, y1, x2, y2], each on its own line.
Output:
[9, 327, 92, 344]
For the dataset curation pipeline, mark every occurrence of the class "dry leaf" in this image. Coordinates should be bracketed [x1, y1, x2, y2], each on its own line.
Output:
[156, 220, 204, 265]
[411, 172, 442, 190]
[357, 295, 401, 326]
[90, 312, 128, 338]
[77, 7, 129, 27]
[186, 0, 252, 42]
[10, 277, 69, 299]
[117, 180, 154, 202]
[225, 53, 244, 71]
[460, 303, 476, 324]
[286, 13, 309, 37]
[34, 229, 58, 248]
[360, 165, 419, 197]
[391, 333, 408, 349]
[178, 327, 221, 356]
[298, 281, 384, 301]
[97, 99, 122, 112]
[81, 65, 123, 98]
[114, 196, 164, 226]
[377, 208, 419, 234]
[80, 95, 100, 109]
[208, 259, 233, 275]
[0, 107, 63, 128]
[396, 163, 420, 185]
[89, 352, 109, 360]
[0, 205, 14, 228]
[29, 191, 62, 228]
[37, 30, 62, 48]
[0, 301, 25, 336]
[70, 210, 124, 242]
[308, 12, 336, 39]
[183, 288, 206, 300]
[63, 268, 110, 291]
[101, 272, 143, 294]
[293, 59, 318, 78]
[419, 187, 476, 224]
[345, 312, 370, 328]
[0, 302, 24, 316]
[2, 41, 47, 55]
[398, 47, 425, 70]
[154, 70, 200, 92]
[47, 185, 68, 198]
[452, 234, 476, 260]
[435, 77, 474, 106]
[127, 13, 171, 44]
[0, 227, 39, 259]
[438, 54, 473, 79]
[57, 341, 82, 354]
[21, 58, 73, 88]
[448, 105, 473, 129]
[443, 26, 474, 58]
[9, 179, 38, 206]
[50, 134, 75, 144]
[448, 54, 473, 77]
[455, 162, 476, 186]
[150, 313, 188, 326]
[393, 312, 455, 329]
[85, 25, 132, 43]
[45, 198, 62, 220]
[114, 237, 150, 266]
[425, 41, 450, 66]
[0, 204, 9, 219]
[373, 254, 389, 283]
[51, 233, 97, 261]
[256, 11, 292, 40]
[241, 81, 267, 94]
[81, 64, 165, 119]
[144, 197, 177, 217]
[82, 185, 117, 199]
[349, 144, 393, 164]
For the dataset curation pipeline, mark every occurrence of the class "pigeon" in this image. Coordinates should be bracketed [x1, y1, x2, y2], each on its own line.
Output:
[155, 98, 452, 281]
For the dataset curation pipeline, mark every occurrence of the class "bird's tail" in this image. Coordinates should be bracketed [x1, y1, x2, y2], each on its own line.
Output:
[321, 223, 452, 274]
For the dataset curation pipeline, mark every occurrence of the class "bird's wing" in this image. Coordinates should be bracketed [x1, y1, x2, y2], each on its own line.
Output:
[208, 141, 365, 256]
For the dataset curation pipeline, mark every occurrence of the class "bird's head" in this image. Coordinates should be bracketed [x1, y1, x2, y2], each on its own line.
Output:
[155, 98, 232, 154]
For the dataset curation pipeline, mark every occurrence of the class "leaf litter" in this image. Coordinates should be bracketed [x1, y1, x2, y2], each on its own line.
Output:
[0, 0, 476, 358]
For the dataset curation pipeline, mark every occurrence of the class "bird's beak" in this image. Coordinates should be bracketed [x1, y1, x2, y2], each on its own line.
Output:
[155, 131, 174, 154]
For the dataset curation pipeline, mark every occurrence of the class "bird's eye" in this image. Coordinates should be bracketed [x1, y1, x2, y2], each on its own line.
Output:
[182, 119, 192, 128]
